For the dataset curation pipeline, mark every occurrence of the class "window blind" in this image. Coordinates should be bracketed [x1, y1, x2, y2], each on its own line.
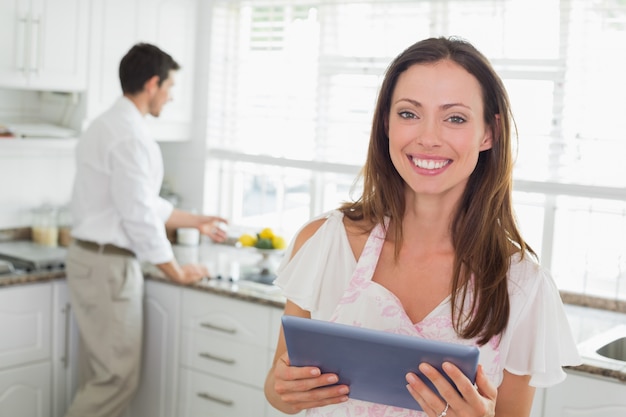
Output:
[206, 0, 626, 185]
[203, 0, 626, 300]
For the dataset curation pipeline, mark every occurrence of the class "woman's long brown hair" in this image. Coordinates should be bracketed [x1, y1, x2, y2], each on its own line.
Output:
[340, 37, 536, 345]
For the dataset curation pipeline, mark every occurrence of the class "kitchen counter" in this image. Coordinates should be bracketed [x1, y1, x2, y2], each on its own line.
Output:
[145, 273, 286, 308]
[0, 263, 286, 308]
[0, 268, 66, 287]
[2, 243, 626, 384]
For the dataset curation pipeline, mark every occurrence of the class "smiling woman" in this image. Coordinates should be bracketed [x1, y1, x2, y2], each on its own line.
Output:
[387, 60, 494, 197]
[202, 0, 626, 302]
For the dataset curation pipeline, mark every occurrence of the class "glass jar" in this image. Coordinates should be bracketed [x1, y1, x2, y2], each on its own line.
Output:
[32, 205, 58, 247]
[57, 205, 73, 247]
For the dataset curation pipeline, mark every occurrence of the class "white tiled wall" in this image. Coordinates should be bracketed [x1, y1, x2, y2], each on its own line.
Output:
[0, 148, 75, 228]
[0, 140, 205, 230]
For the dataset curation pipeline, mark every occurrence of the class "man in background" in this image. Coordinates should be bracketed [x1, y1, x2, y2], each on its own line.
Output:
[64, 43, 227, 417]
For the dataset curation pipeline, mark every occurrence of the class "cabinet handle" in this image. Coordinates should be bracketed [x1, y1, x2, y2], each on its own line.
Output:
[200, 322, 237, 334]
[17, 16, 28, 72]
[29, 15, 41, 73]
[197, 392, 234, 406]
[199, 351, 236, 365]
[62, 303, 71, 369]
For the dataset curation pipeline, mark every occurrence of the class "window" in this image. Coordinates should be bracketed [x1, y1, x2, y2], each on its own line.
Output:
[204, 0, 626, 300]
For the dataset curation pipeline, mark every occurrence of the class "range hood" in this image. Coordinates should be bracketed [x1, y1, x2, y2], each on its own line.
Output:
[5, 122, 77, 138]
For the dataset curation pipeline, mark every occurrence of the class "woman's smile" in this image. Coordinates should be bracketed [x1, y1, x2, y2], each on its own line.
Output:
[409, 155, 452, 172]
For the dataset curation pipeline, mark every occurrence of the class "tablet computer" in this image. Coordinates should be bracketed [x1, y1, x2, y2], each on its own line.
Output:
[282, 315, 480, 411]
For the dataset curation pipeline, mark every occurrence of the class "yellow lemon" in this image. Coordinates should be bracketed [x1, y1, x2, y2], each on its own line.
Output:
[238, 233, 257, 247]
[272, 235, 286, 250]
[258, 227, 274, 240]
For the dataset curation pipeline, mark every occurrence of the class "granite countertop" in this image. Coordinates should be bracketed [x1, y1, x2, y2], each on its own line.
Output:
[0, 268, 286, 308]
[145, 273, 287, 308]
[2, 255, 626, 384]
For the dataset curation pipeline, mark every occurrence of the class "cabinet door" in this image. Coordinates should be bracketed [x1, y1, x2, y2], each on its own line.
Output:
[124, 280, 181, 417]
[27, 0, 89, 90]
[543, 371, 626, 416]
[0, 361, 52, 417]
[86, 0, 196, 141]
[137, 0, 197, 141]
[0, 0, 89, 90]
[51, 280, 80, 417]
[0, 282, 51, 369]
[0, 0, 31, 87]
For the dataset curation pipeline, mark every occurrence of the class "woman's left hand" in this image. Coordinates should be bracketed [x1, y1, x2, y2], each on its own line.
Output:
[406, 363, 496, 417]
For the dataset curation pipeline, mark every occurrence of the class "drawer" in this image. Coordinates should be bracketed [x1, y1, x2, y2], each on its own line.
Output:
[181, 329, 269, 388]
[0, 282, 52, 369]
[178, 368, 266, 417]
[182, 289, 270, 347]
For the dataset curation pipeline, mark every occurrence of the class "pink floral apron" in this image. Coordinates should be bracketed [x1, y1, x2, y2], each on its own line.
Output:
[305, 222, 500, 417]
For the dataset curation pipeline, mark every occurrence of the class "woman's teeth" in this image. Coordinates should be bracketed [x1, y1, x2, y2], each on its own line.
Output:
[411, 158, 450, 170]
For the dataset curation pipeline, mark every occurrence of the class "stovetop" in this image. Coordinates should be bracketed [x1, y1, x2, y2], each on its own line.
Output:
[0, 259, 14, 274]
[0, 240, 67, 272]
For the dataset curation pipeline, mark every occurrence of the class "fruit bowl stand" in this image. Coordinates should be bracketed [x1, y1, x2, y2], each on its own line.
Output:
[239, 247, 285, 285]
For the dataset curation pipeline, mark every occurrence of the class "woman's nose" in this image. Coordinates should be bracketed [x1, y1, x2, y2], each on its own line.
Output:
[417, 119, 441, 148]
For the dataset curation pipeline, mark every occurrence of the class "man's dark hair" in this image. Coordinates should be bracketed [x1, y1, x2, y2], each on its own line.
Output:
[119, 43, 180, 95]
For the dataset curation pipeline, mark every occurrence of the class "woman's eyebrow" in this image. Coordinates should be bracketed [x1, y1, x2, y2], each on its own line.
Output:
[393, 98, 471, 110]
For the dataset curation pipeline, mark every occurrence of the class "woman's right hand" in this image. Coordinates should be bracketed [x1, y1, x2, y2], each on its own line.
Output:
[268, 351, 349, 414]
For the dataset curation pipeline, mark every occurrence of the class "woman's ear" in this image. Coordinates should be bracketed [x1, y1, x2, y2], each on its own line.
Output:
[480, 114, 499, 151]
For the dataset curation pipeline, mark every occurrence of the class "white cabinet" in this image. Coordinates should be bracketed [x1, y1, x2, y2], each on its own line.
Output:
[178, 289, 274, 417]
[51, 280, 79, 417]
[0, 282, 52, 417]
[178, 368, 268, 417]
[0, 361, 52, 417]
[123, 280, 182, 417]
[0, 0, 90, 91]
[543, 370, 626, 416]
[86, 0, 197, 141]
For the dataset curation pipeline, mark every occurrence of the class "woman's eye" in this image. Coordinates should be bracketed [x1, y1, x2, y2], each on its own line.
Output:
[398, 111, 416, 119]
[447, 115, 466, 124]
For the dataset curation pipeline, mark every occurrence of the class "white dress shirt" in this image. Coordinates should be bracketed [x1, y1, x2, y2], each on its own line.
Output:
[70, 96, 174, 264]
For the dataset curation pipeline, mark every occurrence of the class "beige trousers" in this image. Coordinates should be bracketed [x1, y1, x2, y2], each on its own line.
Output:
[64, 242, 144, 417]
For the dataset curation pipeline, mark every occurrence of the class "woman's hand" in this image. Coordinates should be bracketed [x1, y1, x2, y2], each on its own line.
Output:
[268, 351, 349, 414]
[406, 363, 496, 417]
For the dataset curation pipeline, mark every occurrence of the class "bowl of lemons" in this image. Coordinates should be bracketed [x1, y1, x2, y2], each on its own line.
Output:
[237, 228, 287, 283]
[237, 227, 287, 251]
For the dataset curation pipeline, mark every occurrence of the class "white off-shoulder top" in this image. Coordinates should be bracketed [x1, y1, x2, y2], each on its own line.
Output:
[275, 210, 581, 393]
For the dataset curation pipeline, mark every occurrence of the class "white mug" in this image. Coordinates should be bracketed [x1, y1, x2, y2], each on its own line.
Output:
[177, 227, 200, 246]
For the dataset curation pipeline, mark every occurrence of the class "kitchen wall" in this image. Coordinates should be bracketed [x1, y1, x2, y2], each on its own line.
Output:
[0, 145, 75, 229]
[0, 138, 207, 230]
[0, 89, 79, 229]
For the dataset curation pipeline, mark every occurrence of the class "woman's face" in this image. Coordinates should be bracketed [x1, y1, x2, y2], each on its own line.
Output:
[388, 59, 493, 202]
